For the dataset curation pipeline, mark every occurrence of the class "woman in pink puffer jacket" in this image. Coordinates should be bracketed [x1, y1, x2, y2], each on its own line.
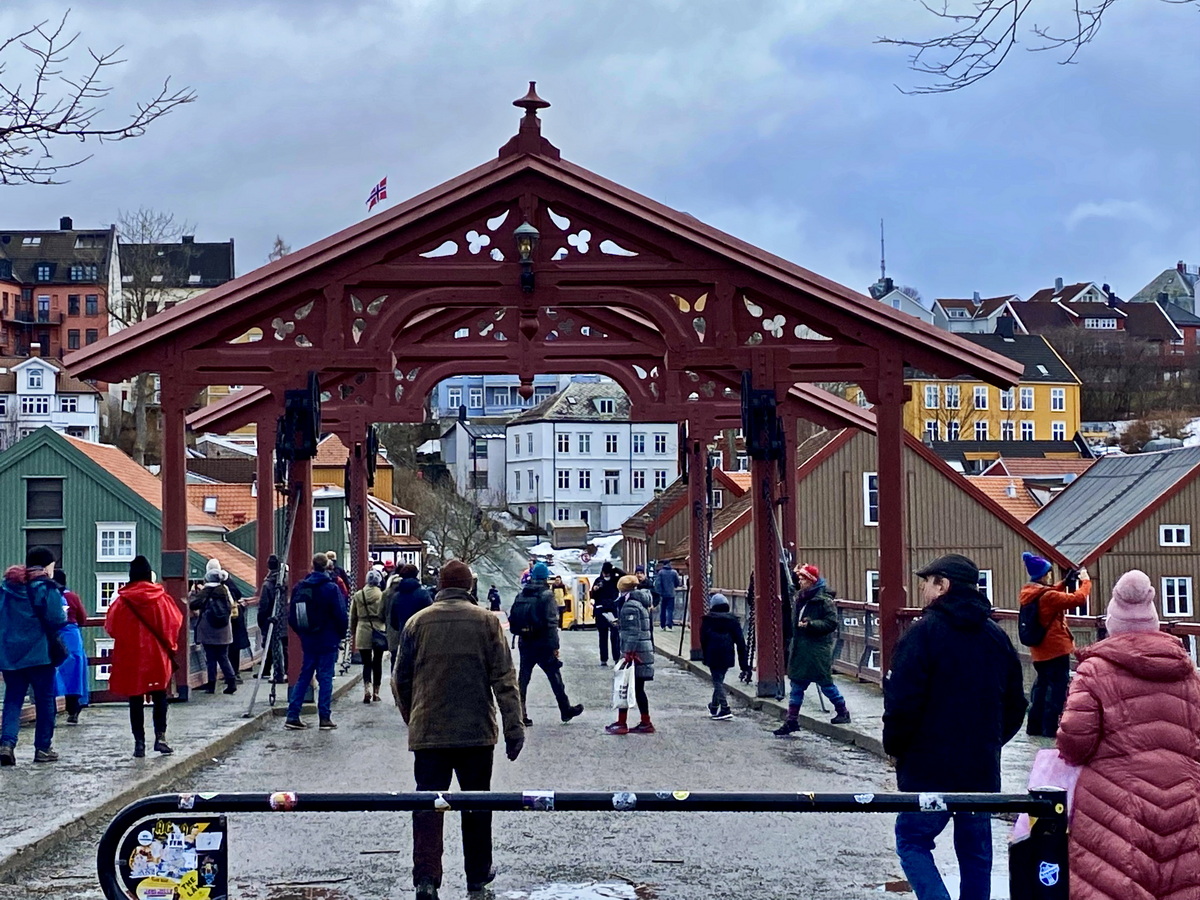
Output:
[1057, 569, 1200, 900]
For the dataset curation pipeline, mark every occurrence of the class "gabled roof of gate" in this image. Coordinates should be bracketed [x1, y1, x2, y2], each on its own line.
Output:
[65, 95, 1021, 391]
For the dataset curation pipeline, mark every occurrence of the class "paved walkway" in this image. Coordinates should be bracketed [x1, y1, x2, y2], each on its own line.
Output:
[0, 668, 362, 878]
[655, 622, 1051, 793]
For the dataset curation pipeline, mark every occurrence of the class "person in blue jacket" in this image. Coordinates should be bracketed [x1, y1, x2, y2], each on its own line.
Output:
[284, 554, 349, 731]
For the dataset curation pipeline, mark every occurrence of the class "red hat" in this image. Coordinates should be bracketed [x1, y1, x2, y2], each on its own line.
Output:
[383, 560, 395, 570]
[797, 564, 821, 582]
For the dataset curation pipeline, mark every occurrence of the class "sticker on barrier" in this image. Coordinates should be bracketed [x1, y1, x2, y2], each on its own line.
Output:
[118, 815, 227, 900]
[522, 791, 555, 811]
[918, 792, 948, 812]
[612, 791, 638, 811]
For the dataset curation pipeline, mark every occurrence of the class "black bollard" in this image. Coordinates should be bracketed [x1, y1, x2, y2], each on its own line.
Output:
[1009, 787, 1069, 899]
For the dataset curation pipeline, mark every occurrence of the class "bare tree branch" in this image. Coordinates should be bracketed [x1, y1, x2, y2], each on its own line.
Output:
[879, 0, 1199, 93]
[0, 11, 196, 184]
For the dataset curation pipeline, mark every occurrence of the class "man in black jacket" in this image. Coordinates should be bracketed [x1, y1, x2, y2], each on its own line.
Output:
[589, 562, 622, 666]
[256, 554, 286, 682]
[699, 593, 749, 720]
[883, 553, 1027, 900]
[513, 564, 583, 727]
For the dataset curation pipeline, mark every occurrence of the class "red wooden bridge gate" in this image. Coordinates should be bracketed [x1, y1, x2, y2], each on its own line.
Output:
[65, 84, 1019, 696]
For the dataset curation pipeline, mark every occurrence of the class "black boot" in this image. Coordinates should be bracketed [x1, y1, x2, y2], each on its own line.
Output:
[830, 705, 851, 725]
[133, 739, 146, 758]
[154, 733, 174, 754]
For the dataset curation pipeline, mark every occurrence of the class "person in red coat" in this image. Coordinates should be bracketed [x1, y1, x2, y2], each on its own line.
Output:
[1057, 569, 1200, 900]
[104, 556, 184, 758]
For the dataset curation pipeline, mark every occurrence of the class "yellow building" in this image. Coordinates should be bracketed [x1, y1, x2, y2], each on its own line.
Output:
[850, 334, 1082, 464]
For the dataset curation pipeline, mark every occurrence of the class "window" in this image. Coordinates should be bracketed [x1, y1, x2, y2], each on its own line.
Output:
[395, 517, 410, 536]
[597, 398, 615, 414]
[526, 433, 533, 453]
[578, 470, 592, 490]
[863, 473, 879, 526]
[924, 385, 939, 409]
[556, 508, 571, 521]
[37, 295, 50, 320]
[447, 387, 462, 409]
[924, 421, 939, 442]
[557, 433, 570, 453]
[977, 569, 993, 602]
[492, 388, 511, 407]
[975, 421, 989, 441]
[93, 638, 115, 680]
[632, 470, 646, 490]
[203, 496, 218, 513]
[1084, 317, 1117, 330]
[468, 388, 483, 409]
[947, 308, 967, 319]
[27, 368, 43, 389]
[469, 471, 488, 489]
[1019, 387, 1034, 411]
[654, 433, 668, 454]
[36, 264, 51, 281]
[1051, 388, 1065, 412]
[95, 576, 128, 613]
[21, 396, 49, 414]
[1051, 421, 1066, 441]
[26, 478, 63, 520]
[534, 387, 554, 403]
[632, 433, 646, 454]
[654, 469, 668, 490]
[471, 437, 488, 458]
[604, 470, 620, 495]
[514, 470, 521, 493]
[67, 295, 79, 315]
[710, 489, 724, 509]
[85, 295, 98, 315]
[605, 433, 618, 454]
[97, 523, 136, 561]
[944, 385, 960, 410]
[85, 329, 98, 345]
[973, 387, 988, 410]
[313, 507, 329, 531]
[67, 330, 80, 350]
[1162, 577, 1193, 617]
[578, 433, 591, 454]
[736, 453, 749, 472]
[945, 420, 960, 441]
[0, 398, 5, 415]
[1001, 421, 1015, 441]
[21, 236, 40, 246]
[1160, 525, 1191, 547]
[1021, 421, 1035, 441]
[557, 469, 570, 490]
[1000, 389, 1014, 411]
[866, 570, 882, 603]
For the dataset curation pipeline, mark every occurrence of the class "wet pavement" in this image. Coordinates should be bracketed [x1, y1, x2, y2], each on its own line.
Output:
[0, 629, 1039, 899]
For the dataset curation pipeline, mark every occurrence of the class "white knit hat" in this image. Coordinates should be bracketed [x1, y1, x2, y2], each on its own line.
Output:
[205, 558, 221, 576]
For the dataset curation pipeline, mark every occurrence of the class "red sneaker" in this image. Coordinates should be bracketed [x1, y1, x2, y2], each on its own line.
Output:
[629, 722, 656, 734]
[605, 722, 629, 735]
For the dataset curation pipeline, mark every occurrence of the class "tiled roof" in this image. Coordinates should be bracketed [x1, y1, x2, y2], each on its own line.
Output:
[1028, 446, 1200, 563]
[1027, 282, 1094, 304]
[930, 439, 1093, 470]
[623, 477, 688, 531]
[963, 476, 1042, 522]
[190, 542, 257, 595]
[119, 240, 235, 290]
[186, 484, 257, 530]
[312, 433, 391, 469]
[0, 356, 100, 394]
[63, 436, 224, 529]
[1157, 300, 1200, 327]
[186, 457, 256, 484]
[1114, 300, 1182, 342]
[1009, 302, 1073, 332]
[1065, 302, 1123, 318]
[935, 296, 1015, 318]
[979, 458, 1095, 478]
[0, 225, 115, 284]
[507, 382, 632, 425]
[722, 471, 752, 491]
[368, 495, 415, 518]
[907, 334, 1078, 384]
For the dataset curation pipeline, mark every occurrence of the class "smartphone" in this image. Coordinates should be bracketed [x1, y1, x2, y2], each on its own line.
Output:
[1064, 569, 1080, 592]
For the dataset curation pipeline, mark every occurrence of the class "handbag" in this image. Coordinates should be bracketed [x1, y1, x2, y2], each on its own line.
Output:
[611, 659, 634, 710]
[370, 630, 388, 651]
[1012, 748, 1081, 841]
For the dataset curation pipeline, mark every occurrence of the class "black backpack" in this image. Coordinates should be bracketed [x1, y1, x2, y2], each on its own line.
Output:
[509, 586, 547, 638]
[204, 586, 232, 629]
[289, 580, 323, 634]
[1018, 590, 1048, 647]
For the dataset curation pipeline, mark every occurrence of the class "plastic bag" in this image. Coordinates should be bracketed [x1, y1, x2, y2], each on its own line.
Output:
[1012, 748, 1081, 841]
[611, 660, 634, 710]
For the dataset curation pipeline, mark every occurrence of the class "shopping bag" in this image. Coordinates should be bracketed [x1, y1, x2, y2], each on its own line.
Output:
[611, 660, 634, 710]
[1012, 748, 1081, 841]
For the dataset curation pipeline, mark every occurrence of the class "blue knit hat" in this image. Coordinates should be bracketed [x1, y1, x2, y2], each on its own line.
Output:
[1022, 552, 1052, 581]
[531, 562, 551, 581]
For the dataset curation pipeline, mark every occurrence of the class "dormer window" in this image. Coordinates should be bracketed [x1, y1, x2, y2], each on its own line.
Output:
[27, 369, 43, 389]
[22, 237, 41, 246]
[948, 308, 967, 318]
[597, 398, 615, 414]
[392, 516, 410, 536]
[35, 264, 51, 281]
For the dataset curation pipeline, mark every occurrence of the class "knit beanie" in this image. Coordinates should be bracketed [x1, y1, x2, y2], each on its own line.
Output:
[366, 569, 384, 587]
[438, 559, 474, 591]
[205, 558, 221, 578]
[531, 562, 551, 581]
[1105, 569, 1160, 635]
[797, 563, 821, 583]
[267, 554, 281, 572]
[1022, 552, 1053, 582]
[26, 546, 55, 568]
[617, 574, 639, 593]
[129, 555, 153, 583]
[709, 592, 730, 610]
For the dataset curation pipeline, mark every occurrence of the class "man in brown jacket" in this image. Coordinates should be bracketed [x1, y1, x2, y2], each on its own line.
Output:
[393, 559, 524, 900]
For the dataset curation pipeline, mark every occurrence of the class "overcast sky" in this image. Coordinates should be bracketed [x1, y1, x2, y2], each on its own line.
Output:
[2, 1, 1196, 302]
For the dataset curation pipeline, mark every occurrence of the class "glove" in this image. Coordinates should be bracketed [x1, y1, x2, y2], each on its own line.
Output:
[623, 651, 638, 665]
[739, 668, 753, 684]
[505, 734, 524, 761]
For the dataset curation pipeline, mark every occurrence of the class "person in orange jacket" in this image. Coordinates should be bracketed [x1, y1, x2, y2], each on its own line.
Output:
[1019, 553, 1090, 737]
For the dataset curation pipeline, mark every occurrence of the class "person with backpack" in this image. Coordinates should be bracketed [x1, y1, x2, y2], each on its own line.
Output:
[1018, 553, 1091, 737]
[386, 564, 433, 660]
[284, 554, 349, 731]
[105, 556, 184, 757]
[52, 568, 90, 725]
[350, 569, 388, 704]
[606, 575, 656, 734]
[511, 563, 583, 728]
[773, 564, 850, 734]
[699, 593, 750, 720]
[0, 547, 67, 766]
[189, 560, 238, 694]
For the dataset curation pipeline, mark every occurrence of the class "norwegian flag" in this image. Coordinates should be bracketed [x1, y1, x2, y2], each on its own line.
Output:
[366, 176, 388, 210]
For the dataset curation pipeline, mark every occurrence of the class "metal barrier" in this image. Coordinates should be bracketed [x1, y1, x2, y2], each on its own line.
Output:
[97, 788, 1068, 899]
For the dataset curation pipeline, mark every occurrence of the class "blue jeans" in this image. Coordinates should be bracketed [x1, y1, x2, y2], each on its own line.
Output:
[286, 648, 337, 721]
[1, 665, 58, 751]
[659, 595, 675, 628]
[788, 678, 844, 710]
[895, 811, 992, 900]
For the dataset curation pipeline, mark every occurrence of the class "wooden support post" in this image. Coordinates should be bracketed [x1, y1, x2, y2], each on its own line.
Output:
[871, 358, 910, 675]
[255, 414, 276, 591]
[159, 388, 192, 699]
[686, 421, 707, 660]
[780, 412, 799, 571]
[347, 426, 371, 591]
[751, 455, 784, 697]
[286, 457, 313, 683]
